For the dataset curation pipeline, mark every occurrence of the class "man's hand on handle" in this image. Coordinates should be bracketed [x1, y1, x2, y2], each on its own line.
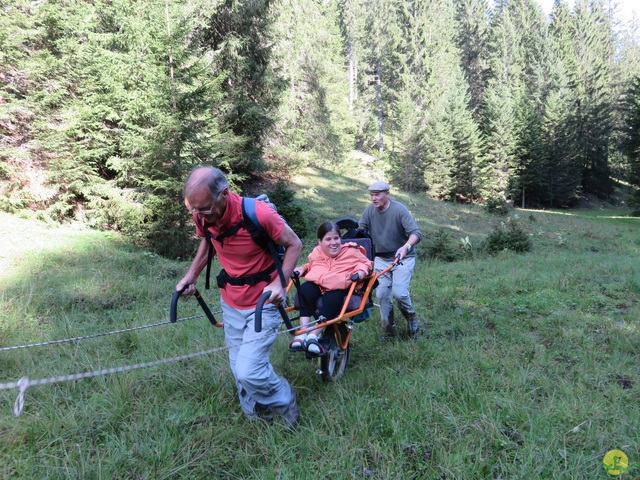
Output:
[264, 278, 286, 307]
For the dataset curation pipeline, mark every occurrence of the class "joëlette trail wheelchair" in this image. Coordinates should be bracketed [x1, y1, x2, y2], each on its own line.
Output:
[255, 218, 398, 382]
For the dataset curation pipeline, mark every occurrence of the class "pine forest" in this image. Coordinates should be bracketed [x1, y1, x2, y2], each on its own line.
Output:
[1, 0, 640, 256]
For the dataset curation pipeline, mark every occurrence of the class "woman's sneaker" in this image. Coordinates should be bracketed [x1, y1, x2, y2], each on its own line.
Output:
[288, 335, 306, 352]
[305, 334, 326, 356]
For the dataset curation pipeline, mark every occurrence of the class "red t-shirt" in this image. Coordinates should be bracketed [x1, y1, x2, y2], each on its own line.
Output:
[194, 191, 284, 309]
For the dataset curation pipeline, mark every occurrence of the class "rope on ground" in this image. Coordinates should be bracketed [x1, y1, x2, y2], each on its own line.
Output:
[0, 313, 210, 352]
[1, 321, 299, 416]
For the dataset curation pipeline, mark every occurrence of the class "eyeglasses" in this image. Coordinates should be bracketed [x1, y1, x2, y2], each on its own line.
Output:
[186, 190, 224, 215]
[187, 205, 216, 215]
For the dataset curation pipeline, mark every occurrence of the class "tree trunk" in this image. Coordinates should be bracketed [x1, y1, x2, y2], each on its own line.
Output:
[348, 38, 354, 114]
[377, 59, 384, 152]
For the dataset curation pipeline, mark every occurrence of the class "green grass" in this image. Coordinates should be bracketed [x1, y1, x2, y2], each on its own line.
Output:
[1, 168, 639, 479]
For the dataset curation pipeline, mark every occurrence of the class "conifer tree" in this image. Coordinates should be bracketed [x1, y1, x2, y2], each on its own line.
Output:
[454, 0, 490, 118]
[570, 0, 615, 197]
[0, 1, 43, 210]
[389, 0, 466, 192]
[535, 51, 582, 207]
[195, 0, 283, 174]
[268, 0, 354, 169]
[424, 67, 483, 200]
[609, 13, 640, 181]
[478, 1, 524, 202]
[621, 75, 640, 212]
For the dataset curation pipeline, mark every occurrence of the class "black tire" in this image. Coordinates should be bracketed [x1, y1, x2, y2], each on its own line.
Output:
[320, 323, 350, 382]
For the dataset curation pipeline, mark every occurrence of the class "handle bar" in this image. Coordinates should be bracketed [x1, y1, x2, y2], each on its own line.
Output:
[170, 287, 222, 327]
[255, 291, 294, 334]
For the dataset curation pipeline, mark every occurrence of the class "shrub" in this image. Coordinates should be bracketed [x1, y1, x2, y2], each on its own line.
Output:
[424, 228, 466, 262]
[483, 218, 532, 254]
[485, 196, 510, 216]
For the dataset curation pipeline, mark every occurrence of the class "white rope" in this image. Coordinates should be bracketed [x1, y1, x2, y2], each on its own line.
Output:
[2, 322, 299, 416]
[0, 313, 209, 352]
[13, 377, 29, 416]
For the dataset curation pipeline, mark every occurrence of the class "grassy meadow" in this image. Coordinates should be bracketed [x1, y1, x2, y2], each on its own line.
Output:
[1, 165, 639, 479]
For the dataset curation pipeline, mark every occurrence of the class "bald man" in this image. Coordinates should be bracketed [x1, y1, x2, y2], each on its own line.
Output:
[177, 167, 302, 427]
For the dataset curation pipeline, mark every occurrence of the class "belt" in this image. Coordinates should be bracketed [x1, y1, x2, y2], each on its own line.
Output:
[216, 264, 276, 288]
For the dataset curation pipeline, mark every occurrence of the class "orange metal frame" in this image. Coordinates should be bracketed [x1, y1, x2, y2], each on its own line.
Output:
[285, 260, 397, 352]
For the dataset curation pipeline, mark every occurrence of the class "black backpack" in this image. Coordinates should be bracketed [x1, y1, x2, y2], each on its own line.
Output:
[203, 195, 286, 290]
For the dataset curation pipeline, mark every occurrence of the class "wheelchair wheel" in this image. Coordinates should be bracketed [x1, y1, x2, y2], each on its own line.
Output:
[319, 323, 349, 382]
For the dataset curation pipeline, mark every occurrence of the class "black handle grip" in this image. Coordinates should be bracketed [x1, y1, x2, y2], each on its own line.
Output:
[171, 288, 221, 327]
[255, 291, 294, 334]
[170, 289, 183, 323]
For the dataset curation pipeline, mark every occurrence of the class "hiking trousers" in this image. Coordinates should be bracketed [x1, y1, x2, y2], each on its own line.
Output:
[220, 298, 294, 418]
[374, 255, 416, 328]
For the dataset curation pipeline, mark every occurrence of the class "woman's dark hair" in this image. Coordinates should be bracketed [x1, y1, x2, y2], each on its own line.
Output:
[317, 221, 340, 240]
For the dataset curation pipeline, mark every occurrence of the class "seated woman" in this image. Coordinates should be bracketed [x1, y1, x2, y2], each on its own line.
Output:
[289, 221, 373, 355]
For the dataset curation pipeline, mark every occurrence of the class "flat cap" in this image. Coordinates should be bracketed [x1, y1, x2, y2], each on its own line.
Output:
[368, 180, 390, 192]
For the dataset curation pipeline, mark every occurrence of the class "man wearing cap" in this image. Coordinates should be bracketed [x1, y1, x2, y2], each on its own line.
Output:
[359, 180, 422, 338]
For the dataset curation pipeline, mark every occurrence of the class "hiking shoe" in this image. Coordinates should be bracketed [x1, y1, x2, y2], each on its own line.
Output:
[383, 323, 397, 339]
[275, 389, 299, 428]
[254, 403, 274, 422]
[408, 317, 419, 336]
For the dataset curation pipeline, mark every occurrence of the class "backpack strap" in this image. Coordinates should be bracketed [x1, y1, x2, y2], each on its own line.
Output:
[242, 198, 287, 288]
[201, 198, 287, 291]
[202, 216, 214, 290]
[202, 218, 243, 290]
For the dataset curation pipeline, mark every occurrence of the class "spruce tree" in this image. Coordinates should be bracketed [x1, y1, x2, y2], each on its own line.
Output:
[268, 0, 354, 169]
[571, 0, 615, 197]
[195, 0, 284, 174]
[479, 0, 524, 202]
[609, 11, 640, 182]
[621, 76, 640, 212]
[454, 0, 490, 118]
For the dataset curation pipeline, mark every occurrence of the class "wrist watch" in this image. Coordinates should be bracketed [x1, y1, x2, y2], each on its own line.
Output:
[405, 243, 413, 252]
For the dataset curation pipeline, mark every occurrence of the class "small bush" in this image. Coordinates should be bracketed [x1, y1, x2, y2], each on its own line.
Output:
[485, 197, 510, 216]
[483, 218, 532, 254]
[424, 228, 468, 262]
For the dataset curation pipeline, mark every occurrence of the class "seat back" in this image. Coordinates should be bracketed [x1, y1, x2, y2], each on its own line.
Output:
[342, 237, 373, 260]
[336, 216, 376, 258]
[291, 226, 374, 320]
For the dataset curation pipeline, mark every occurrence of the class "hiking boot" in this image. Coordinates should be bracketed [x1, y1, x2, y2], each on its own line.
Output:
[254, 402, 274, 422]
[274, 389, 299, 428]
[408, 316, 419, 336]
[384, 323, 397, 339]
[400, 309, 419, 336]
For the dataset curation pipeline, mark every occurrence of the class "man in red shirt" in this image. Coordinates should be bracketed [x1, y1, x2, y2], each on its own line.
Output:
[176, 167, 302, 427]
